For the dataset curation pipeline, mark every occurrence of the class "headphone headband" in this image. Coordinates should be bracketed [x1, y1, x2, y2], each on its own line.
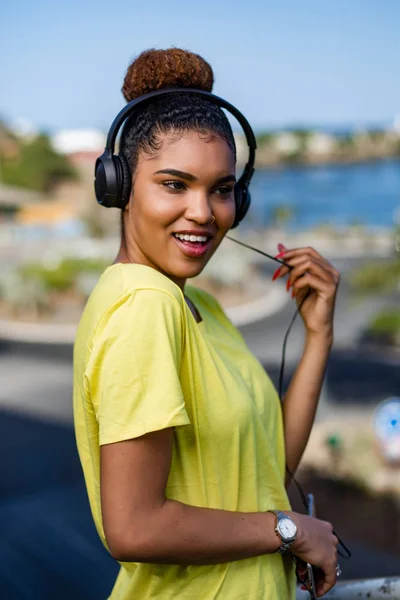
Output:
[95, 87, 256, 227]
[105, 87, 257, 175]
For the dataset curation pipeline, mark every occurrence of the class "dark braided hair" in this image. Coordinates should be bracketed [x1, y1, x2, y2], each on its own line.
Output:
[120, 94, 236, 172]
[118, 48, 236, 240]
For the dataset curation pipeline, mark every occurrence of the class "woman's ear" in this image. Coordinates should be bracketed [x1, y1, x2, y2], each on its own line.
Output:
[125, 187, 134, 211]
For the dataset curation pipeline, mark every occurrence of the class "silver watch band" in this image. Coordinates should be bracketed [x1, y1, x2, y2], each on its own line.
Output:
[269, 510, 295, 554]
[272, 510, 286, 520]
[276, 541, 292, 554]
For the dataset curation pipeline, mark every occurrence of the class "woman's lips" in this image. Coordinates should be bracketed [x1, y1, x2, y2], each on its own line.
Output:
[172, 235, 212, 258]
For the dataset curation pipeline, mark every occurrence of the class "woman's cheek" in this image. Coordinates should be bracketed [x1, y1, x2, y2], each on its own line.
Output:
[145, 196, 181, 223]
[222, 198, 237, 229]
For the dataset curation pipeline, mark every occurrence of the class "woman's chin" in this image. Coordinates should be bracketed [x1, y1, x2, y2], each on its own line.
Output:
[166, 260, 208, 282]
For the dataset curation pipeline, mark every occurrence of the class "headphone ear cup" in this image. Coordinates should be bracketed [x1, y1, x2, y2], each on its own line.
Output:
[239, 187, 251, 222]
[114, 154, 132, 209]
[94, 152, 131, 209]
[94, 153, 117, 208]
[232, 183, 251, 228]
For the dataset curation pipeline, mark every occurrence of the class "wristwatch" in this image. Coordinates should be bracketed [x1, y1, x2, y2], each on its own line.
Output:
[269, 510, 297, 554]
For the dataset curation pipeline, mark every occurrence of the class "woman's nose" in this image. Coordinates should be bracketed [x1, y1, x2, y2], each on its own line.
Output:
[184, 192, 213, 224]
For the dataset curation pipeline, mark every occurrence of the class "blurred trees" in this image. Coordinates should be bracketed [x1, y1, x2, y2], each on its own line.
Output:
[0, 258, 109, 318]
[367, 309, 400, 345]
[349, 259, 400, 294]
[269, 204, 295, 227]
[19, 258, 108, 293]
[255, 132, 275, 146]
[349, 252, 400, 347]
[253, 126, 400, 167]
[0, 122, 77, 193]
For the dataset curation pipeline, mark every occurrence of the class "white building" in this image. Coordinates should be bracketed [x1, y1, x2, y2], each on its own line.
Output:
[51, 129, 105, 155]
[273, 132, 301, 154]
[306, 132, 336, 155]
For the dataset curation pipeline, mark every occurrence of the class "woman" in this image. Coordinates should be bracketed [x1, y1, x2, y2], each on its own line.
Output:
[73, 48, 340, 599]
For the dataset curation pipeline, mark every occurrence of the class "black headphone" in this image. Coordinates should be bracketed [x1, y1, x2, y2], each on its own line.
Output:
[94, 87, 257, 228]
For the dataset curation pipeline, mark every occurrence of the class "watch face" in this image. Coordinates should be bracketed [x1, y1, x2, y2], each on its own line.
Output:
[278, 517, 297, 540]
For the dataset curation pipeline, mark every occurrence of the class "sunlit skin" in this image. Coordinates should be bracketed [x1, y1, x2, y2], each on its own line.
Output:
[114, 130, 236, 292]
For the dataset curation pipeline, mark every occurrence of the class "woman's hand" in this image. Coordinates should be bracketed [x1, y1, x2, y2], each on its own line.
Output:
[288, 511, 339, 597]
[272, 243, 340, 338]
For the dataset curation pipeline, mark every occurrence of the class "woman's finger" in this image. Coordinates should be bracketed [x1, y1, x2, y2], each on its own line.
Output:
[280, 247, 339, 278]
[284, 253, 337, 276]
[292, 272, 337, 300]
[273, 256, 331, 282]
[316, 561, 337, 597]
[274, 250, 340, 284]
[272, 265, 290, 280]
[287, 259, 335, 289]
[279, 246, 330, 264]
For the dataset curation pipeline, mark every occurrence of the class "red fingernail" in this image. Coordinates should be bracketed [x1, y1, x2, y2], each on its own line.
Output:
[275, 252, 286, 258]
[300, 585, 307, 591]
[272, 268, 281, 281]
[286, 279, 291, 291]
[277, 243, 287, 253]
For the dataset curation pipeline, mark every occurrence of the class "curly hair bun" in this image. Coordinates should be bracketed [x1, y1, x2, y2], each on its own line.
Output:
[122, 48, 214, 102]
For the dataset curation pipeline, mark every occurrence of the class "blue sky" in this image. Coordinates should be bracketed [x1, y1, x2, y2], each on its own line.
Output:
[1, 0, 399, 133]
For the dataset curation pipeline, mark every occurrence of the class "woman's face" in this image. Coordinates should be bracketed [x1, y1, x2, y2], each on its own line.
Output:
[122, 130, 236, 290]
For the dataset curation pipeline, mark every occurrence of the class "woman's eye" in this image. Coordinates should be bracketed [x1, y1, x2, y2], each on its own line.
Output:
[163, 181, 186, 191]
[162, 181, 233, 196]
[214, 186, 233, 197]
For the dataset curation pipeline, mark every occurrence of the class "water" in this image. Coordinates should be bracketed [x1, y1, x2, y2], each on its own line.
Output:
[245, 159, 400, 230]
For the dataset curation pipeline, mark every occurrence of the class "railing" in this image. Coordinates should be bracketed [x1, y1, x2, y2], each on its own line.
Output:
[296, 577, 400, 599]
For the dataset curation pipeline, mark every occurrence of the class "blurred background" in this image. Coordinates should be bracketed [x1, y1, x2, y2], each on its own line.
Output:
[1, 1, 400, 598]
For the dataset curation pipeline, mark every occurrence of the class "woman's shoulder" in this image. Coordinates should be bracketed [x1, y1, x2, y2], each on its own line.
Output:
[102, 263, 183, 300]
[76, 264, 185, 348]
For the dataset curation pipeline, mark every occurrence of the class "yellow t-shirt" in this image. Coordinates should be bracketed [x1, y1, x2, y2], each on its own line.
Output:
[73, 263, 295, 600]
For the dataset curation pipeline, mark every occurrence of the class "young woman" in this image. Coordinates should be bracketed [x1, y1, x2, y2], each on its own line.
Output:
[73, 48, 340, 599]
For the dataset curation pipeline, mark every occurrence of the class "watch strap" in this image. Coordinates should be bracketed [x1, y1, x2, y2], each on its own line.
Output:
[276, 541, 292, 554]
[272, 510, 286, 520]
[269, 510, 296, 554]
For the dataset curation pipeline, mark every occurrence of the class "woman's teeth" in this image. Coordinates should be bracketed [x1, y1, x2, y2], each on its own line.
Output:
[174, 233, 208, 243]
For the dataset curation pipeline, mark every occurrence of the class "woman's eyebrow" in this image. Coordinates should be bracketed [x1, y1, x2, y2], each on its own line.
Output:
[215, 174, 236, 184]
[154, 169, 197, 181]
[154, 169, 236, 184]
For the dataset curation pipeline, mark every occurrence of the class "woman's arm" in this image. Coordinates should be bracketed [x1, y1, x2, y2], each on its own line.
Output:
[101, 427, 281, 564]
[271, 244, 340, 483]
[282, 331, 332, 481]
[100, 426, 338, 587]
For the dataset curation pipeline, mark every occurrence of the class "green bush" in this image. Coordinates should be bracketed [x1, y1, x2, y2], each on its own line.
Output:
[19, 258, 108, 293]
[0, 131, 78, 193]
[349, 260, 400, 294]
[256, 132, 276, 146]
[368, 310, 400, 335]
[281, 150, 303, 164]
[269, 204, 295, 227]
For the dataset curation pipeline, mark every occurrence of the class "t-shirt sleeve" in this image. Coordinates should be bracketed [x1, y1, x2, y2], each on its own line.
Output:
[85, 288, 190, 445]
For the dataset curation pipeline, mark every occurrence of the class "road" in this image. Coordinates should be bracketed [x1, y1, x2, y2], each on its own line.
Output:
[1, 257, 399, 599]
